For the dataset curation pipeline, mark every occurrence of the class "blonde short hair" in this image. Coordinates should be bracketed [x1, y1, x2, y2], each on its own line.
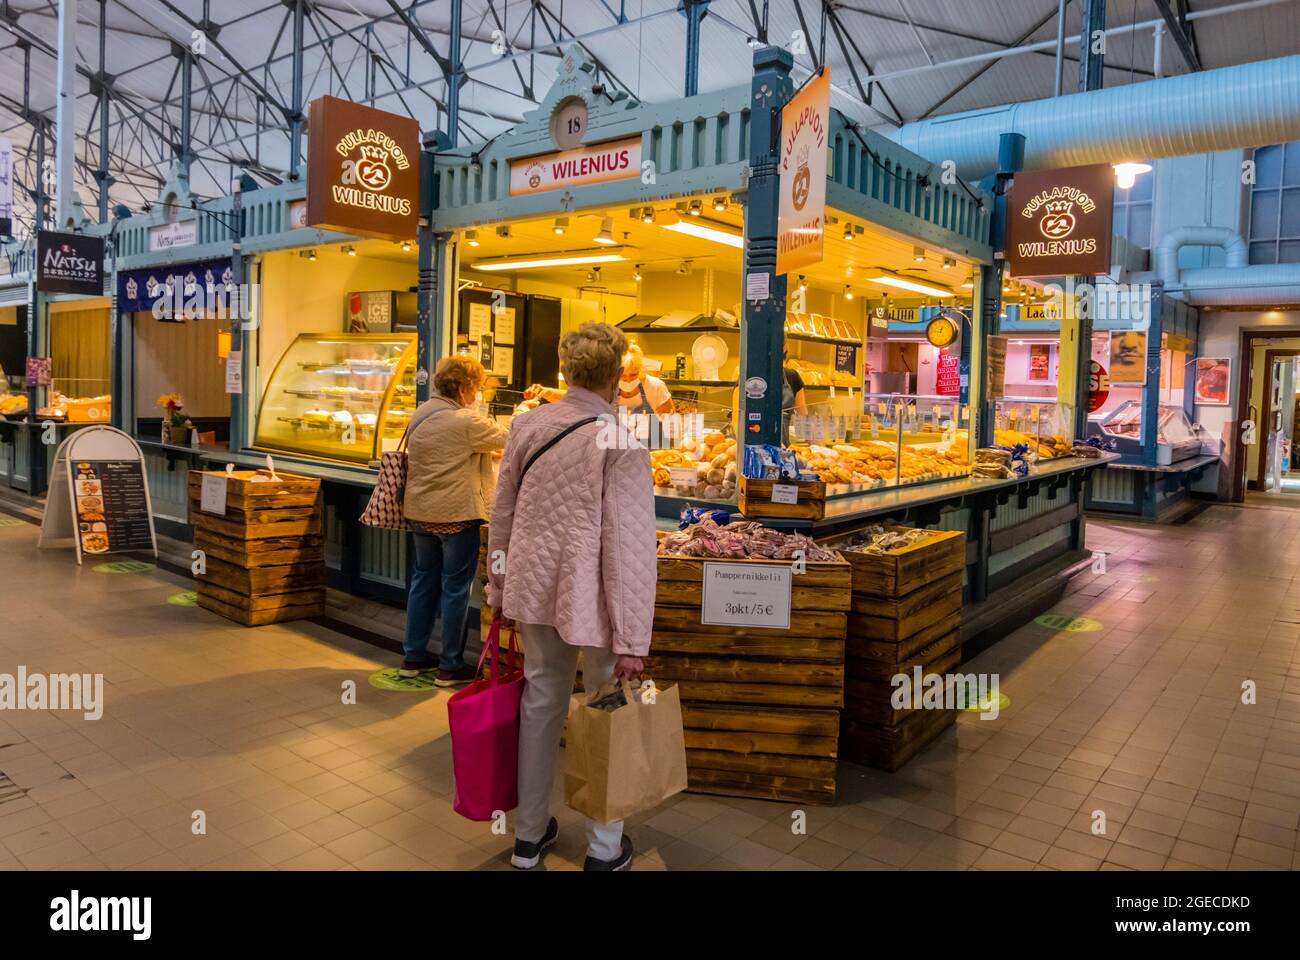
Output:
[558, 323, 628, 389]
[434, 354, 486, 399]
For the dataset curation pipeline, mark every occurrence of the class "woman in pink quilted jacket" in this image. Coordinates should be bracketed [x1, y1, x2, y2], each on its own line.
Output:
[486, 322, 656, 872]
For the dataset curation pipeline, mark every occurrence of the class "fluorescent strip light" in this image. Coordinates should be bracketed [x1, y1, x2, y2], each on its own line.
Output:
[660, 218, 743, 249]
[868, 273, 955, 298]
[472, 251, 627, 271]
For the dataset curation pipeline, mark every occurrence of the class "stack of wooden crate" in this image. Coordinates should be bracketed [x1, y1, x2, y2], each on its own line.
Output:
[188, 469, 326, 626]
[647, 554, 851, 804]
[836, 527, 965, 771]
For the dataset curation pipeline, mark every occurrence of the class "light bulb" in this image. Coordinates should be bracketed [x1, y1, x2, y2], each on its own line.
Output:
[1113, 162, 1152, 190]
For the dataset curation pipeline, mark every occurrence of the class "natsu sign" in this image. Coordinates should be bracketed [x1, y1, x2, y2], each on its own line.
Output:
[509, 137, 641, 196]
[777, 69, 830, 276]
[306, 96, 419, 241]
[1005, 164, 1114, 278]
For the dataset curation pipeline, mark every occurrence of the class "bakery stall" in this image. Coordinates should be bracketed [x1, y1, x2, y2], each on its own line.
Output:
[231, 234, 420, 601]
[431, 48, 1123, 789]
[0, 280, 115, 496]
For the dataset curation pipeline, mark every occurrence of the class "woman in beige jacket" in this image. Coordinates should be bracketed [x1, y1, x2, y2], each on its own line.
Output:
[400, 355, 509, 683]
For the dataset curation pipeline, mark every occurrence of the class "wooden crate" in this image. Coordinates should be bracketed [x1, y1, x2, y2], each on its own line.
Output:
[738, 477, 827, 521]
[647, 552, 850, 804]
[847, 571, 962, 642]
[830, 525, 967, 772]
[188, 469, 325, 627]
[841, 706, 957, 773]
[834, 527, 964, 597]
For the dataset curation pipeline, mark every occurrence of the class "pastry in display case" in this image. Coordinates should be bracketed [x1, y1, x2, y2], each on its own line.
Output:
[36, 381, 112, 422]
[794, 394, 971, 493]
[254, 333, 416, 465]
[993, 398, 1074, 459]
[1088, 400, 1202, 466]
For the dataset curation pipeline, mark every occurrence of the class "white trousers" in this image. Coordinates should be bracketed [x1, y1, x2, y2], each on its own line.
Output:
[516, 622, 623, 862]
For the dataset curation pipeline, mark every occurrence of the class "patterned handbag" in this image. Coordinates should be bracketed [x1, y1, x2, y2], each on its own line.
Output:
[359, 432, 410, 530]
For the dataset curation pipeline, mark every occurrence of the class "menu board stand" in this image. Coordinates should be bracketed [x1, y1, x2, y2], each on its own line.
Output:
[39, 425, 159, 565]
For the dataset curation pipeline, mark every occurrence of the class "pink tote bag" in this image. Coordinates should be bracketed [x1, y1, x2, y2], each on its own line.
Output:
[447, 620, 525, 821]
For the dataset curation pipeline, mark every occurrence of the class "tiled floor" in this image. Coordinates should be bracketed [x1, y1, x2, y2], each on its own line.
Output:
[1, 503, 1299, 871]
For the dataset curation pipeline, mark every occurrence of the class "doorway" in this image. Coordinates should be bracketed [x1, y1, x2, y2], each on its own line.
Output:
[1234, 327, 1300, 500]
[1255, 351, 1300, 491]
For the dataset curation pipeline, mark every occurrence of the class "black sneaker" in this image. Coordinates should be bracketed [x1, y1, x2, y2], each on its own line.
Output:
[510, 817, 559, 870]
[584, 835, 633, 872]
[398, 657, 436, 679]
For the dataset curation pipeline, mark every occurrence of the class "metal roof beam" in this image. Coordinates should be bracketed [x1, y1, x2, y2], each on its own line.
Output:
[915, 4, 1060, 120]
[1153, 0, 1203, 71]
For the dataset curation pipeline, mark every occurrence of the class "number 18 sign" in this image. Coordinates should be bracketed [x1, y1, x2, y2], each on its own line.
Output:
[701, 562, 792, 630]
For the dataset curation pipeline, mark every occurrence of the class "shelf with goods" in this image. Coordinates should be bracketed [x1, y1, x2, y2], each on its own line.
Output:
[442, 178, 983, 520]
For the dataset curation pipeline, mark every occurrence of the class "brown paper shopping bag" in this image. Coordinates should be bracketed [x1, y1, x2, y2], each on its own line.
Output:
[564, 679, 688, 823]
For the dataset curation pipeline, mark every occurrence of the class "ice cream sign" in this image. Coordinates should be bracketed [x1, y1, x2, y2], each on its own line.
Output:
[306, 96, 419, 242]
[509, 137, 641, 196]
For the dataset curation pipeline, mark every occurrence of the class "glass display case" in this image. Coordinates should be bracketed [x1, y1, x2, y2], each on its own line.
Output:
[1088, 400, 1202, 465]
[787, 393, 970, 494]
[993, 397, 1075, 458]
[254, 333, 417, 465]
[38, 378, 112, 422]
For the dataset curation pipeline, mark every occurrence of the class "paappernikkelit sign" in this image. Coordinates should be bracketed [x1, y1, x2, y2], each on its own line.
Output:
[306, 96, 420, 242]
[1005, 164, 1114, 278]
[37, 230, 105, 295]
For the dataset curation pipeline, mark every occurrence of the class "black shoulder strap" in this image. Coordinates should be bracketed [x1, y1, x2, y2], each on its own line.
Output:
[518, 416, 600, 487]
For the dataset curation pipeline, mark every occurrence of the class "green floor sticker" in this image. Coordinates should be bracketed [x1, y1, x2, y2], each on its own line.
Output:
[93, 560, 155, 574]
[1035, 614, 1104, 632]
[0, 516, 24, 527]
[368, 668, 440, 692]
[167, 591, 199, 606]
[958, 691, 1012, 714]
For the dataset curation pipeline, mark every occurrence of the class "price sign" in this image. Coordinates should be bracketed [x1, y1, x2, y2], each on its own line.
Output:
[199, 474, 228, 516]
[701, 562, 792, 630]
[771, 483, 799, 504]
[668, 466, 698, 487]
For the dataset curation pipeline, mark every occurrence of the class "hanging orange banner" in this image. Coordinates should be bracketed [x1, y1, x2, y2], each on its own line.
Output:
[776, 69, 830, 276]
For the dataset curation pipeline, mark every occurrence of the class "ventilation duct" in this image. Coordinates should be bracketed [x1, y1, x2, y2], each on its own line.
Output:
[889, 54, 1300, 179]
[1154, 227, 1249, 287]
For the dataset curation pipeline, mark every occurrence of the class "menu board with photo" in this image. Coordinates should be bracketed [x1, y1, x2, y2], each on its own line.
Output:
[1194, 357, 1230, 405]
[72, 460, 154, 555]
[1028, 343, 1051, 381]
